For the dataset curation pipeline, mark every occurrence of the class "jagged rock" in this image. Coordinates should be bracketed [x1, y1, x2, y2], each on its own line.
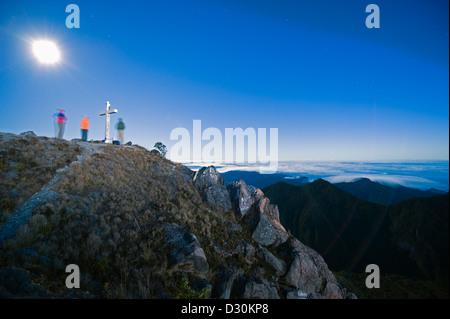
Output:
[244, 200, 289, 247]
[163, 223, 209, 275]
[227, 179, 255, 219]
[193, 166, 225, 189]
[193, 166, 232, 213]
[256, 246, 287, 276]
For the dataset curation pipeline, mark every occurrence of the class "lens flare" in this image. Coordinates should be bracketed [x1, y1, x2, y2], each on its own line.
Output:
[32, 40, 61, 64]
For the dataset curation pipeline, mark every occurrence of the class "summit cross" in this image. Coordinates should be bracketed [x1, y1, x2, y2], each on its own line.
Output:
[99, 101, 118, 142]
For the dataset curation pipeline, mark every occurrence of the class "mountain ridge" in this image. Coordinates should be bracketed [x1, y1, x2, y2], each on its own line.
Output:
[263, 180, 449, 298]
[333, 177, 447, 205]
[0, 131, 355, 299]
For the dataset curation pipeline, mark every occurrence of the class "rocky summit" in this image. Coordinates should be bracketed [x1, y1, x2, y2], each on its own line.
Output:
[0, 132, 355, 299]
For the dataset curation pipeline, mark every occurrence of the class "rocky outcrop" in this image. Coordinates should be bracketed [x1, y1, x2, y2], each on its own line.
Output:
[193, 166, 232, 213]
[193, 166, 355, 299]
[284, 237, 356, 299]
[243, 199, 289, 247]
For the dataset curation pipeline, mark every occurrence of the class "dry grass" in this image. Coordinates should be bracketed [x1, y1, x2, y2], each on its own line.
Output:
[0, 133, 82, 225]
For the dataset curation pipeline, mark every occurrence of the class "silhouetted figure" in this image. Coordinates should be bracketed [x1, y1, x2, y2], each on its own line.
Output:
[80, 116, 89, 141]
[116, 118, 125, 145]
[54, 109, 67, 139]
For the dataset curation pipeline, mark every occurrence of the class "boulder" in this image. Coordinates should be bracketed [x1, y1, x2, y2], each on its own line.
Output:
[163, 223, 209, 275]
[193, 166, 232, 213]
[284, 250, 321, 295]
[283, 238, 349, 299]
[244, 201, 289, 247]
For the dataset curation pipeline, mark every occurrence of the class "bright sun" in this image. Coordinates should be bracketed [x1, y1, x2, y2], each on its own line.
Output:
[32, 40, 61, 64]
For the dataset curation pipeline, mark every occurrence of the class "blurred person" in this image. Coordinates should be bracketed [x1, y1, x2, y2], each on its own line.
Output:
[80, 116, 89, 141]
[116, 118, 125, 145]
[54, 109, 67, 139]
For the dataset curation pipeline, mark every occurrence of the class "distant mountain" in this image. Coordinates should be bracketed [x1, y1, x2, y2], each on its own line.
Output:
[333, 177, 447, 205]
[221, 170, 308, 189]
[263, 180, 449, 284]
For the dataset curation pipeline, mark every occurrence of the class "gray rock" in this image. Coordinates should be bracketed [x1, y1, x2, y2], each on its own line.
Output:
[241, 276, 280, 299]
[244, 201, 289, 247]
[283, 238, 348, 299]
[227, 179, 255, 219]
[192, 166, 225, 189]
[193, 166, 232, 213]
[284, 251, 320, 294]
[163, 223, 209, 275]
[256, 246, 287, 276]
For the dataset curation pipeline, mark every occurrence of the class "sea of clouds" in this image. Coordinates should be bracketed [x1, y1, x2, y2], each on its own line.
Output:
[185, 160, 449, 191]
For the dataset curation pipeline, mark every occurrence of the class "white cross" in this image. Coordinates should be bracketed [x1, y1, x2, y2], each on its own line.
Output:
[99, 101, 118, 142]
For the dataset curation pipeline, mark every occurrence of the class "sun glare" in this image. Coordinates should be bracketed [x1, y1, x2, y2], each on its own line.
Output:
[32, 40, 61, 64]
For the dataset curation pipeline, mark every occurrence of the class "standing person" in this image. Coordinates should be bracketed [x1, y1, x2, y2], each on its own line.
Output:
[54, 109, 67, 139]
[80, 116, 89, 141]
[116, 118, 125, 145]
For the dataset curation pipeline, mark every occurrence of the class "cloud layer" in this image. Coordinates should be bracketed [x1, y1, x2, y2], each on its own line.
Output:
[184, 160, 449, 191]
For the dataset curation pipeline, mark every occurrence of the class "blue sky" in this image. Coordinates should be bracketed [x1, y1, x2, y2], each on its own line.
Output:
[0, 0, 448, 161]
